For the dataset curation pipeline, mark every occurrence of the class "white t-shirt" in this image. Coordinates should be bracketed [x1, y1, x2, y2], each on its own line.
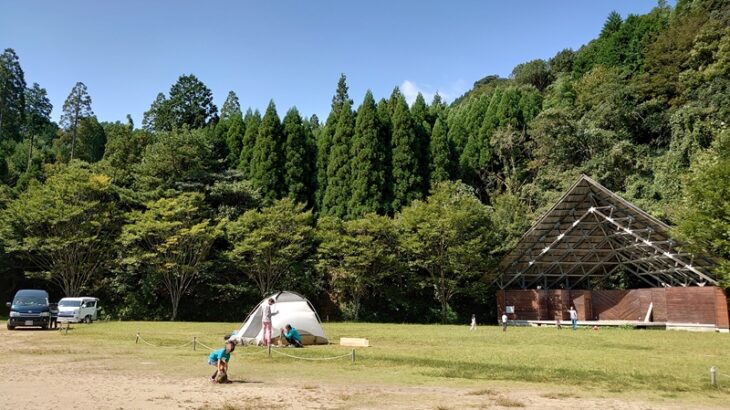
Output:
[569, 309, 577, 320]
[261, 304, 273, 323]
[502, 314, 508, 323]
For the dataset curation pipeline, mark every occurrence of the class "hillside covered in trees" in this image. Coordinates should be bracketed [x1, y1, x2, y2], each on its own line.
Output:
[0, 0, 727, 323]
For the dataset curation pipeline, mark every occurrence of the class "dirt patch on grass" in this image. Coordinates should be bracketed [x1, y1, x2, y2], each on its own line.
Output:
[0, 327, 723, 409]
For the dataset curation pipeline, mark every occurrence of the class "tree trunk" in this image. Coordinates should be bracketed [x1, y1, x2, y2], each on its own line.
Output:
[441, 298, 448, 324]
[170, 292, 179, 321]
[440, 272, 448, 324]
[70, 126, 77, 161]
[26, 134, 33, 173]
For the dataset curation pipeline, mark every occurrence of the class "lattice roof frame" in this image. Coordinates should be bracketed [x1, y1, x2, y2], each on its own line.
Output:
[495, 175, 718, 290]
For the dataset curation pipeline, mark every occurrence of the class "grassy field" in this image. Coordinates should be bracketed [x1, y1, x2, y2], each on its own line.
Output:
[9, 321, 729, 395]
[12, 322, 730, 393]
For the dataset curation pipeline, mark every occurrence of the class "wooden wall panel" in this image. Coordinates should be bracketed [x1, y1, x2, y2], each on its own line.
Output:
[592, 290, 628, 320]
[666, 287, 717, 324]
[503, 290, 540, 320]
[650, 288, 668, 322]
[497, 287, 724, 327]
[570, 291, 591, 321]
[715, 288, 729, 330]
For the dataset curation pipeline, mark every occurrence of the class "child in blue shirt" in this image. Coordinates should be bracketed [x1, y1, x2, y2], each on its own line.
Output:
[280, 324, 303, 348]
[208, 340, 235, 382]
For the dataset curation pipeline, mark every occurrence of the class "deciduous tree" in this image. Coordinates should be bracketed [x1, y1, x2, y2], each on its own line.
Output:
[121, 192, 223, 320]
[398, 181, 495, 323]
[227, 198, 315, 296]
[0, 163, 120, 297]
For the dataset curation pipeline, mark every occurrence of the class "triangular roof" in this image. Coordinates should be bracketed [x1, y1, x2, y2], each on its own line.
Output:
[495, 175, 718, 290]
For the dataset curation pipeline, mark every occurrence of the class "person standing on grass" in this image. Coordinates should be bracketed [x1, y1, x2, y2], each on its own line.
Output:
[261, 298, 277, 346]
[470, 314, 477, 331]
[501, 312, 508, 332]
[569, 306, 578, 330]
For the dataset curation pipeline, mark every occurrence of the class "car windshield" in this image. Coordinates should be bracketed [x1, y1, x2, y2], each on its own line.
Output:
[58, 300, 82, 307]
[13, 296, 47, 307]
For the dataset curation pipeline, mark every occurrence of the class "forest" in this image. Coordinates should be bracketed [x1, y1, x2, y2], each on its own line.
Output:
[0, 0, 727, 323]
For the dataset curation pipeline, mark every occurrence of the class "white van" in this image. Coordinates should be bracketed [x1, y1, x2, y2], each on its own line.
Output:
[57, 297, 98, 323]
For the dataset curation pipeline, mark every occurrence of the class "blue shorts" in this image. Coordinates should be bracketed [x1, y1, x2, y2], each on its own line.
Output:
[208, 358, 217, 366]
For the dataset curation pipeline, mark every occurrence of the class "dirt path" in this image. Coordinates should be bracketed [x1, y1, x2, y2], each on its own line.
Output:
[0, 327, 719, 409]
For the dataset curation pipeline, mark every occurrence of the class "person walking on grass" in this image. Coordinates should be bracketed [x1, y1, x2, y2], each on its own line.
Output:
[261, 298, 278, 346]
[501, 312, 508, 332]
[208, 340, 235, 383]
[469, 314, 477, 331]
[569, 306, 578, 331]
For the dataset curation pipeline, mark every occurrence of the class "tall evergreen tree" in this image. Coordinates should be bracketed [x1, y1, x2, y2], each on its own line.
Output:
[349, 90, 386, 217]
[387, 87, 402, 116]
[213, 116, 231, 162]
[316, 119, 334, 212]
[225, 113, 245, 168]
[600, 11, 623, 38]
[411, 93, 431, 192]
[220, 91, 242, 120]
[428, 93, 447, 127]
[238, 109, 260, 175]
[430, 117, 451, 184]
[142, 93, 170, 132]
[250, 100, 283, 200]
[74, 116, 106, 162]
[317, 74, 352, 213]
[282, 107, 310, 205]
[460, 89, 502, 178]
[60, 82, 94, 161]
[446, 108, 468, 162]
[303, 115, 319, 207]
[376, 98, 393, 212]
[24, 83, 52, 135]
[322, 99, 355, 218]
[169, 74, 218, 129]
[390, 92, 422, 211]
[0, 48, 26, 142]
[23, 83, 52, 172]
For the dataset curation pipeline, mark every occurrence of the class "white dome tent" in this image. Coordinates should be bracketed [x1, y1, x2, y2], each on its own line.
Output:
[232, 291, 328, 345]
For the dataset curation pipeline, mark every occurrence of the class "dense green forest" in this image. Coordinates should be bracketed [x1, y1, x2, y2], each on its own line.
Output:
[0, 0, 727, 323]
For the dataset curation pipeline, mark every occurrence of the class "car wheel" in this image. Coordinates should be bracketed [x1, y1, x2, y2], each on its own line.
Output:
[7, 324, 15, 330]
[42, 324, 48, 330]
[84, 316, 91, 324]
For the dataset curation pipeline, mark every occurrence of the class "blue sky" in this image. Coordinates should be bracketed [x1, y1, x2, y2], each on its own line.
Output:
[1, 1, 663, 124]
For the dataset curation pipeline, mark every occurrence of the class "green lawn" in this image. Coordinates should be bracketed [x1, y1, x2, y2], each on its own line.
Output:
[7, 321, 730, 400]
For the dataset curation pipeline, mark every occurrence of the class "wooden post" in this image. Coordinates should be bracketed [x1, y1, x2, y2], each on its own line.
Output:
[268, 344, 272, 358]
[711, 367, 717, 387]
[193, 336, 197, 351]
[135, 332, 140, 344]
[351, 349, 355, 363]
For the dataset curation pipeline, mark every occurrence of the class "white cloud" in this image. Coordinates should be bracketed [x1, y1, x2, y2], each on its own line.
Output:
[399, 79, 466, 106]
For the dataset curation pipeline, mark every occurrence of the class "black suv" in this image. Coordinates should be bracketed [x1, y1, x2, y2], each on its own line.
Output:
[6, 289, 55, 330]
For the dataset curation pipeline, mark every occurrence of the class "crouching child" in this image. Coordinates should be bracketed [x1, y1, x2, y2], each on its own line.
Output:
[280, 324, 303, 348]
[208, 340, 235, 383]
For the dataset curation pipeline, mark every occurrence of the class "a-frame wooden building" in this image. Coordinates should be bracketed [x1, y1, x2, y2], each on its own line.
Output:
[495, 175, 729, 332]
